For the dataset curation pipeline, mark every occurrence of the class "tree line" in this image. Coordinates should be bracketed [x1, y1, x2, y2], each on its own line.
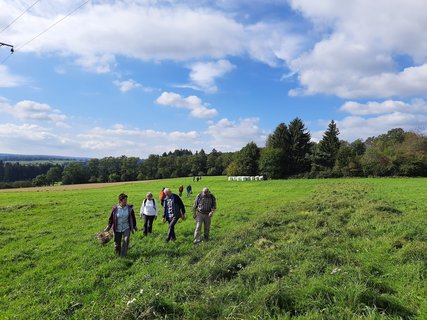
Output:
[0, 119, 426, 188]
[254, 119, 426, 178]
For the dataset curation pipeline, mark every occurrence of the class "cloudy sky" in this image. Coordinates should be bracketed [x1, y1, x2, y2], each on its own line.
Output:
[1, 0, 426, 158]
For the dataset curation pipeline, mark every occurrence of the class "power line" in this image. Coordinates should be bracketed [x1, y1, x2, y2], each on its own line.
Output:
[0, 52, 13, 65]
[15, 0, 91, 52]
[0, 0, 43, 34]
[1, 0, 90, 65]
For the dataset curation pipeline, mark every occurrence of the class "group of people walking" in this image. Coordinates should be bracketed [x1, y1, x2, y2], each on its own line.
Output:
[103, 186, 216, 257]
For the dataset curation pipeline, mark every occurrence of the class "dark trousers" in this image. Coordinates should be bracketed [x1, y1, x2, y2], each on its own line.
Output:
[114, 229, 130, 257]
[143, 214, 155, 235]
[166, 216, 179, 241]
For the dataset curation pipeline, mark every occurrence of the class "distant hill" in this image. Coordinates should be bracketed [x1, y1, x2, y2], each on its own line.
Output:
[0, 153, 90, 162]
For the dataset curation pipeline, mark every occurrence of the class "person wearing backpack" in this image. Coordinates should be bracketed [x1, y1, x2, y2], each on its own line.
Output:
[140, 192, 158, 236]
[193, 187, 216, 244]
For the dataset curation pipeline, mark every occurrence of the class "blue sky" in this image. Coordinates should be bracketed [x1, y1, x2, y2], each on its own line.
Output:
[1, 0, 426, 158]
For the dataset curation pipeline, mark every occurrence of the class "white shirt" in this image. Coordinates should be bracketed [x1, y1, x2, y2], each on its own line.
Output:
[140, 199, 158, 218]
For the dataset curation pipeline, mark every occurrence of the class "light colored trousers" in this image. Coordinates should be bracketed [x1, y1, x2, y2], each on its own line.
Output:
[194, 212, 211, 241]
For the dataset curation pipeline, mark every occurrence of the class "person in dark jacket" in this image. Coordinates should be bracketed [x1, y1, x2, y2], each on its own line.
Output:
[162, 188, 186, 241]
[104, 193, 137, 257]
[186, 185, 192, 197]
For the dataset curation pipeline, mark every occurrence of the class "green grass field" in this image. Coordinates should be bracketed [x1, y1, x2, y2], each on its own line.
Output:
[0, 177, 426, 319]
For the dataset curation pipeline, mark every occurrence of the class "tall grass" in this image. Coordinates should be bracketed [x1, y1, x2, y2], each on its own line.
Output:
[0, 177, 425, 319]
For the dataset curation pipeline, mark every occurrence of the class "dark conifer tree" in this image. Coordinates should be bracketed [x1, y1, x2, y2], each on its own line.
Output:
[315, 120, 341, 169]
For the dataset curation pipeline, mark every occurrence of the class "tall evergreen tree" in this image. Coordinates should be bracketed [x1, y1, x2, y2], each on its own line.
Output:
[288, 117, 311, 175]
[266, 123, 289, 150]
[315, 120, 341, 170]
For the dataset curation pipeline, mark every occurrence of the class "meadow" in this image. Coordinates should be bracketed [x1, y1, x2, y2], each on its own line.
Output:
[0, 177, 426, 319]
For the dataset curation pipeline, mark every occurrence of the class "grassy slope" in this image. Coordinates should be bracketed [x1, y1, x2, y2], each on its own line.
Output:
[0, 177, 425, 319]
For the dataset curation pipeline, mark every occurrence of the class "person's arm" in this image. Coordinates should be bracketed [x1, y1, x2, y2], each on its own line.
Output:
[130, 205, 137, 232]
[154, 199, 158, 219]
[193, 194, 199, 218]
[139, 202, 144, 220]
[209, 195, 216, 217]
[176, 195, 186, 219]
[104, 206, 115, 232]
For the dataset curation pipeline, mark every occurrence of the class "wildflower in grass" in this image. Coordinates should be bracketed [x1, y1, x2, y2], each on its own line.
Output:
[331, 267, 341, 274]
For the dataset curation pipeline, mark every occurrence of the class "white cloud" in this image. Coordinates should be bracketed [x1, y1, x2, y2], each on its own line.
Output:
[74, 53, 116, 74]
[77, 125, 200, 157]
[0, 98, 68, 127]
[310, 98, 427, 142]
[156, 91, 218, 118]
[0, 65, 27, 87]
[245, 22, 306, 67]
[340, 99, 427, 115]
[288, 0, 427, 98]
[188, 59, 235, 93]
[206, 117, 268, 151]
[336, 112, 427, 142]
[0, 123, 75, 155]
[1, 2, 301, 72]
[113, 79, 156, 93]
[0, 120, 204, 158]
[76, 119, 270, 156]
[0, 123, 55, 141]
[113, 79, 142, 92]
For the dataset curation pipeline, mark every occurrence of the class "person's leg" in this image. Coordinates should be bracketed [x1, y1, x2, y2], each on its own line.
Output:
[193, 212, 203, 243]
[143, 214, 149, 235]
[166, 220, 173, 241]
[147, 215, 154, 233]
[168, 217, 178, 241]
[203, 215, 211, 241]
[114, 231, 122, 256]
[121, 229, 131, 257]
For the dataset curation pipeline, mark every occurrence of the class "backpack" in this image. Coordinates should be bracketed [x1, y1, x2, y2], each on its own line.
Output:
[143, 199, 156, 210]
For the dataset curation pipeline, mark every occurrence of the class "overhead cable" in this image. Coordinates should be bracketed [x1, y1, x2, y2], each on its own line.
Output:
[0, 0, 43, 34]
[15, 0, 91, 52]
[1, 0, 90, 65]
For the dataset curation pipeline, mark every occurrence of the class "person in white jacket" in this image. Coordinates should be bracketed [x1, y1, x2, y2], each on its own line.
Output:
[140, 192, 158, 236]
